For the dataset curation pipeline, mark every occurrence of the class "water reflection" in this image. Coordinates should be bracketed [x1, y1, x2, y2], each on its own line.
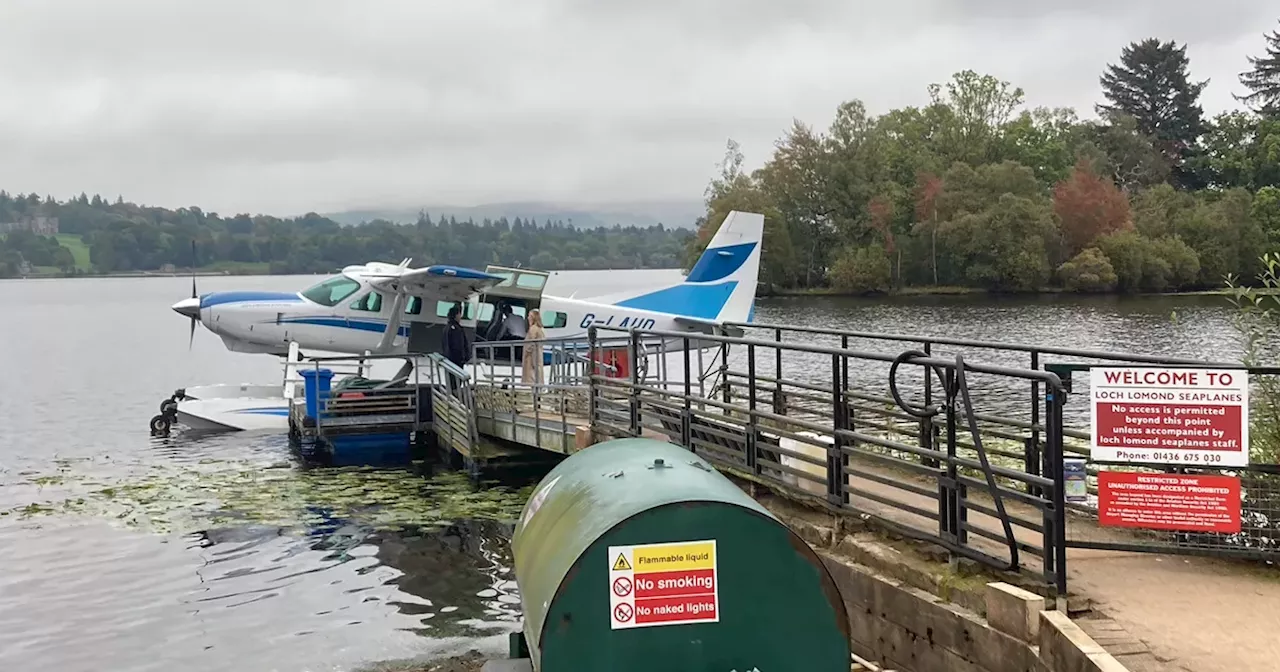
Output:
[0, 513, 524, 672]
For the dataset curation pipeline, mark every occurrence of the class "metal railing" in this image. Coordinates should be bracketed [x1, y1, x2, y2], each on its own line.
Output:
[587, 325, 1071, 594]
[425, 354, 479, 460]
[726, 323, 1280, 564]
[299, 353, 424, 439]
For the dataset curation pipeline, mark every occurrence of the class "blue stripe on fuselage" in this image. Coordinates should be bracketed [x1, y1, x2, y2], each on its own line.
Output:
[279, 316, 411, 337]
[200, 291, 302, 309]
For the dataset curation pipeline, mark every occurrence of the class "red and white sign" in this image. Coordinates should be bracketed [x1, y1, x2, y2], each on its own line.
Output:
[607, 539, 719, 630]
[1098, 471, 1242, 534]
[1090, 367, 1250, 466]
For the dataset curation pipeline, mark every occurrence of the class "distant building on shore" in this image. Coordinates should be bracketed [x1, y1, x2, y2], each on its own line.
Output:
[0, 215, 59, 236]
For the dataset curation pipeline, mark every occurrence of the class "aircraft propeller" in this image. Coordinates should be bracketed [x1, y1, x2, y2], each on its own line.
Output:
[189, 239, 198, 350]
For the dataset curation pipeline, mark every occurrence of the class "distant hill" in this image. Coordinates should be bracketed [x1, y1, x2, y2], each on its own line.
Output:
[325, 200, 705, 229]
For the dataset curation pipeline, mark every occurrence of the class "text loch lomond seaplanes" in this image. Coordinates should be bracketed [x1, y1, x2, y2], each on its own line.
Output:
[1089, 367, 1250, 467]
[607, 539, 719, 629]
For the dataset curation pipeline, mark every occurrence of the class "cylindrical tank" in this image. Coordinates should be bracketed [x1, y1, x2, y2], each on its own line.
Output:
[512, 437, 850, 671]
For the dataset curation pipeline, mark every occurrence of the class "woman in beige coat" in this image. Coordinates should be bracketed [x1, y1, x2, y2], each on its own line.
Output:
[521, 309, 546, 385]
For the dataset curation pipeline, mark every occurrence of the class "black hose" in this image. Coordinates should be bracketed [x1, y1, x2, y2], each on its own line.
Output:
[888, 349, 1020, 571]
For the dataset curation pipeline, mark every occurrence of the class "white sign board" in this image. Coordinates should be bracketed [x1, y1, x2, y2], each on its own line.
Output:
[1089, 367, 1249, 466]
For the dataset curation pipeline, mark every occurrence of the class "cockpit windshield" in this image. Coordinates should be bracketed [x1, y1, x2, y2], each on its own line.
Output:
[301, 275, 361, 306]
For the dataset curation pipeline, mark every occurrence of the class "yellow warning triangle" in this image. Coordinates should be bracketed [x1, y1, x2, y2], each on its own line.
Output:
[612, 553, 632, 571]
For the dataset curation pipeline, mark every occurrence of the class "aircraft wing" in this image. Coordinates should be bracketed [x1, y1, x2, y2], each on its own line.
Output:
[366, 264, 506, 302]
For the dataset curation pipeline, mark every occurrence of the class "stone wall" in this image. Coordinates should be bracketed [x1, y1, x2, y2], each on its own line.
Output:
[765, 500, 1128, 672]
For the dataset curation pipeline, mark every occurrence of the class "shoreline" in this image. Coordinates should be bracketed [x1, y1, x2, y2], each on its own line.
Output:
[758, 285, 1262, 299]
[4, 271, 1266, 299]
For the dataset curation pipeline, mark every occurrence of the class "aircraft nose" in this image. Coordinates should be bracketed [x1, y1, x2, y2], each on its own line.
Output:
[172, 297, 201, 319]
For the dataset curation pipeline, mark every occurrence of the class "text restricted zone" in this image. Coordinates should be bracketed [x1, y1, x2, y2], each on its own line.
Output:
[608, 539, 719, 629]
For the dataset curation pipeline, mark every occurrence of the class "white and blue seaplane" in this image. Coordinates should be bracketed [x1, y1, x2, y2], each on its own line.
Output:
[158, 210, 764, 433]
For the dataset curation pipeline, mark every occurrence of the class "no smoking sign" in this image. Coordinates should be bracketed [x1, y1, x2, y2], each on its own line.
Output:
[612, 576, 633, 597]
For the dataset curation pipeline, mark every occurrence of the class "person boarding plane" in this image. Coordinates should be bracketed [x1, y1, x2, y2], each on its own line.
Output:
[162, 210, 764, 432]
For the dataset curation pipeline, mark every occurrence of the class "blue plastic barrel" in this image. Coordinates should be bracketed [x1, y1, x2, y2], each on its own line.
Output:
[299, 368, 335, 420]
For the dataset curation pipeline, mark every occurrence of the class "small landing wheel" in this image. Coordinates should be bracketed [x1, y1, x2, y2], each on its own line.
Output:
[149, 413, 172, 436]
[160, 398, 178, 414]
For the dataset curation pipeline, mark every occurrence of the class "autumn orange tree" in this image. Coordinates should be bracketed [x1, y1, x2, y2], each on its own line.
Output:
[1052, 158, 1132, 258]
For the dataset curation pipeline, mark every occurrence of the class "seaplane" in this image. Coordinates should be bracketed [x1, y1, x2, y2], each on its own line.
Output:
[157, 210, 764, 433]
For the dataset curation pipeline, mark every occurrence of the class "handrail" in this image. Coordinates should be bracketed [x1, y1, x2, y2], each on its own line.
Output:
[592, 325, 1067, 391]
[728, 321, 1239, 367]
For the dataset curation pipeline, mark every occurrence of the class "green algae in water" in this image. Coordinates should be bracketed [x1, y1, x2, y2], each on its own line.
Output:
[6, 460, 536, 536]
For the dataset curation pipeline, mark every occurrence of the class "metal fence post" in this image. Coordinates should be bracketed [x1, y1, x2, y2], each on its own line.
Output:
[1046, 385, 1068, 598]
[587, 326, 598, 427]
[1028, 350, 1043, 497]
[720, 341, 731, 405]
[774, 328, 784, 414]
[682, 336, 692, 450]
[921, 341, 938, 469]
[829, 353, 848, 507]
[629, 329, 641, 436]
[747, 343, 759, 476]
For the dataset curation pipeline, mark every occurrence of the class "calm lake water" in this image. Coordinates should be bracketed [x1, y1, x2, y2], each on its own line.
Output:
[0, 273, 1246, 672]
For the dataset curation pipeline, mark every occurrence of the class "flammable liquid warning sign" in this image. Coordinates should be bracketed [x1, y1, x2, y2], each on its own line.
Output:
[607, 539, 718, 629]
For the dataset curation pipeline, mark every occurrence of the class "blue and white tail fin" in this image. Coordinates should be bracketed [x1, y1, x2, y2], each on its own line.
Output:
[597, 211, 764, 324]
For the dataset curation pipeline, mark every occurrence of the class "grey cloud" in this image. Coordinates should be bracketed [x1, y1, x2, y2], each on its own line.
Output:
[0, 1, 1273, 214]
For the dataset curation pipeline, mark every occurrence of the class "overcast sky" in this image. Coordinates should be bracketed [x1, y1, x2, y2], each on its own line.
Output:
[0, 1, 1274, 216]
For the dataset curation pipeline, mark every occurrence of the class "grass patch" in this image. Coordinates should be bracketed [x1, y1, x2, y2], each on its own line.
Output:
[54, 234, 92, 271]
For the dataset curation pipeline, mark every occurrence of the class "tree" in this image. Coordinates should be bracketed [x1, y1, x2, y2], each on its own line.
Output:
[935, 162, 1055, 292]
[913, 172, 944, 286]
[1238, 21, 1280, 115]
[1098, 38, 1209, 189]
[1196, 111, 1280, 191]
[1075, 115, 1172, 192]
[928, 70, 1025, 165]
[1254, 186, 1280, 250]
[1057, 248, 1118, 292]
[1053, 158, 1132, 258]
[828, 244, 892, 294]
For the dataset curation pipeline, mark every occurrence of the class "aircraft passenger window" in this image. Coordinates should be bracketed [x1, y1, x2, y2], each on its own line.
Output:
[543, 311, 568, 328]
[405, 297, 422, 315]
[475, 302, 526, 324]
[351, 291, 383, 312]
[516, 274, 547, 290]
[435, 301, 474, 319]
[301, 276, 361, 307]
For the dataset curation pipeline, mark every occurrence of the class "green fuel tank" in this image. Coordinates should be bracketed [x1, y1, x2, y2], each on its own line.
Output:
[511, 437, 850, 672]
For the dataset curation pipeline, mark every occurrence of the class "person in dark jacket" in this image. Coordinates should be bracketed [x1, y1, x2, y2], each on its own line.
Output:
[442, 303, 470, 373]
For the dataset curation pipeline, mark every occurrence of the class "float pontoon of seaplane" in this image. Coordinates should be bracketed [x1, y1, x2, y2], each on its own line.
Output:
[154, 210, 764, 434]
